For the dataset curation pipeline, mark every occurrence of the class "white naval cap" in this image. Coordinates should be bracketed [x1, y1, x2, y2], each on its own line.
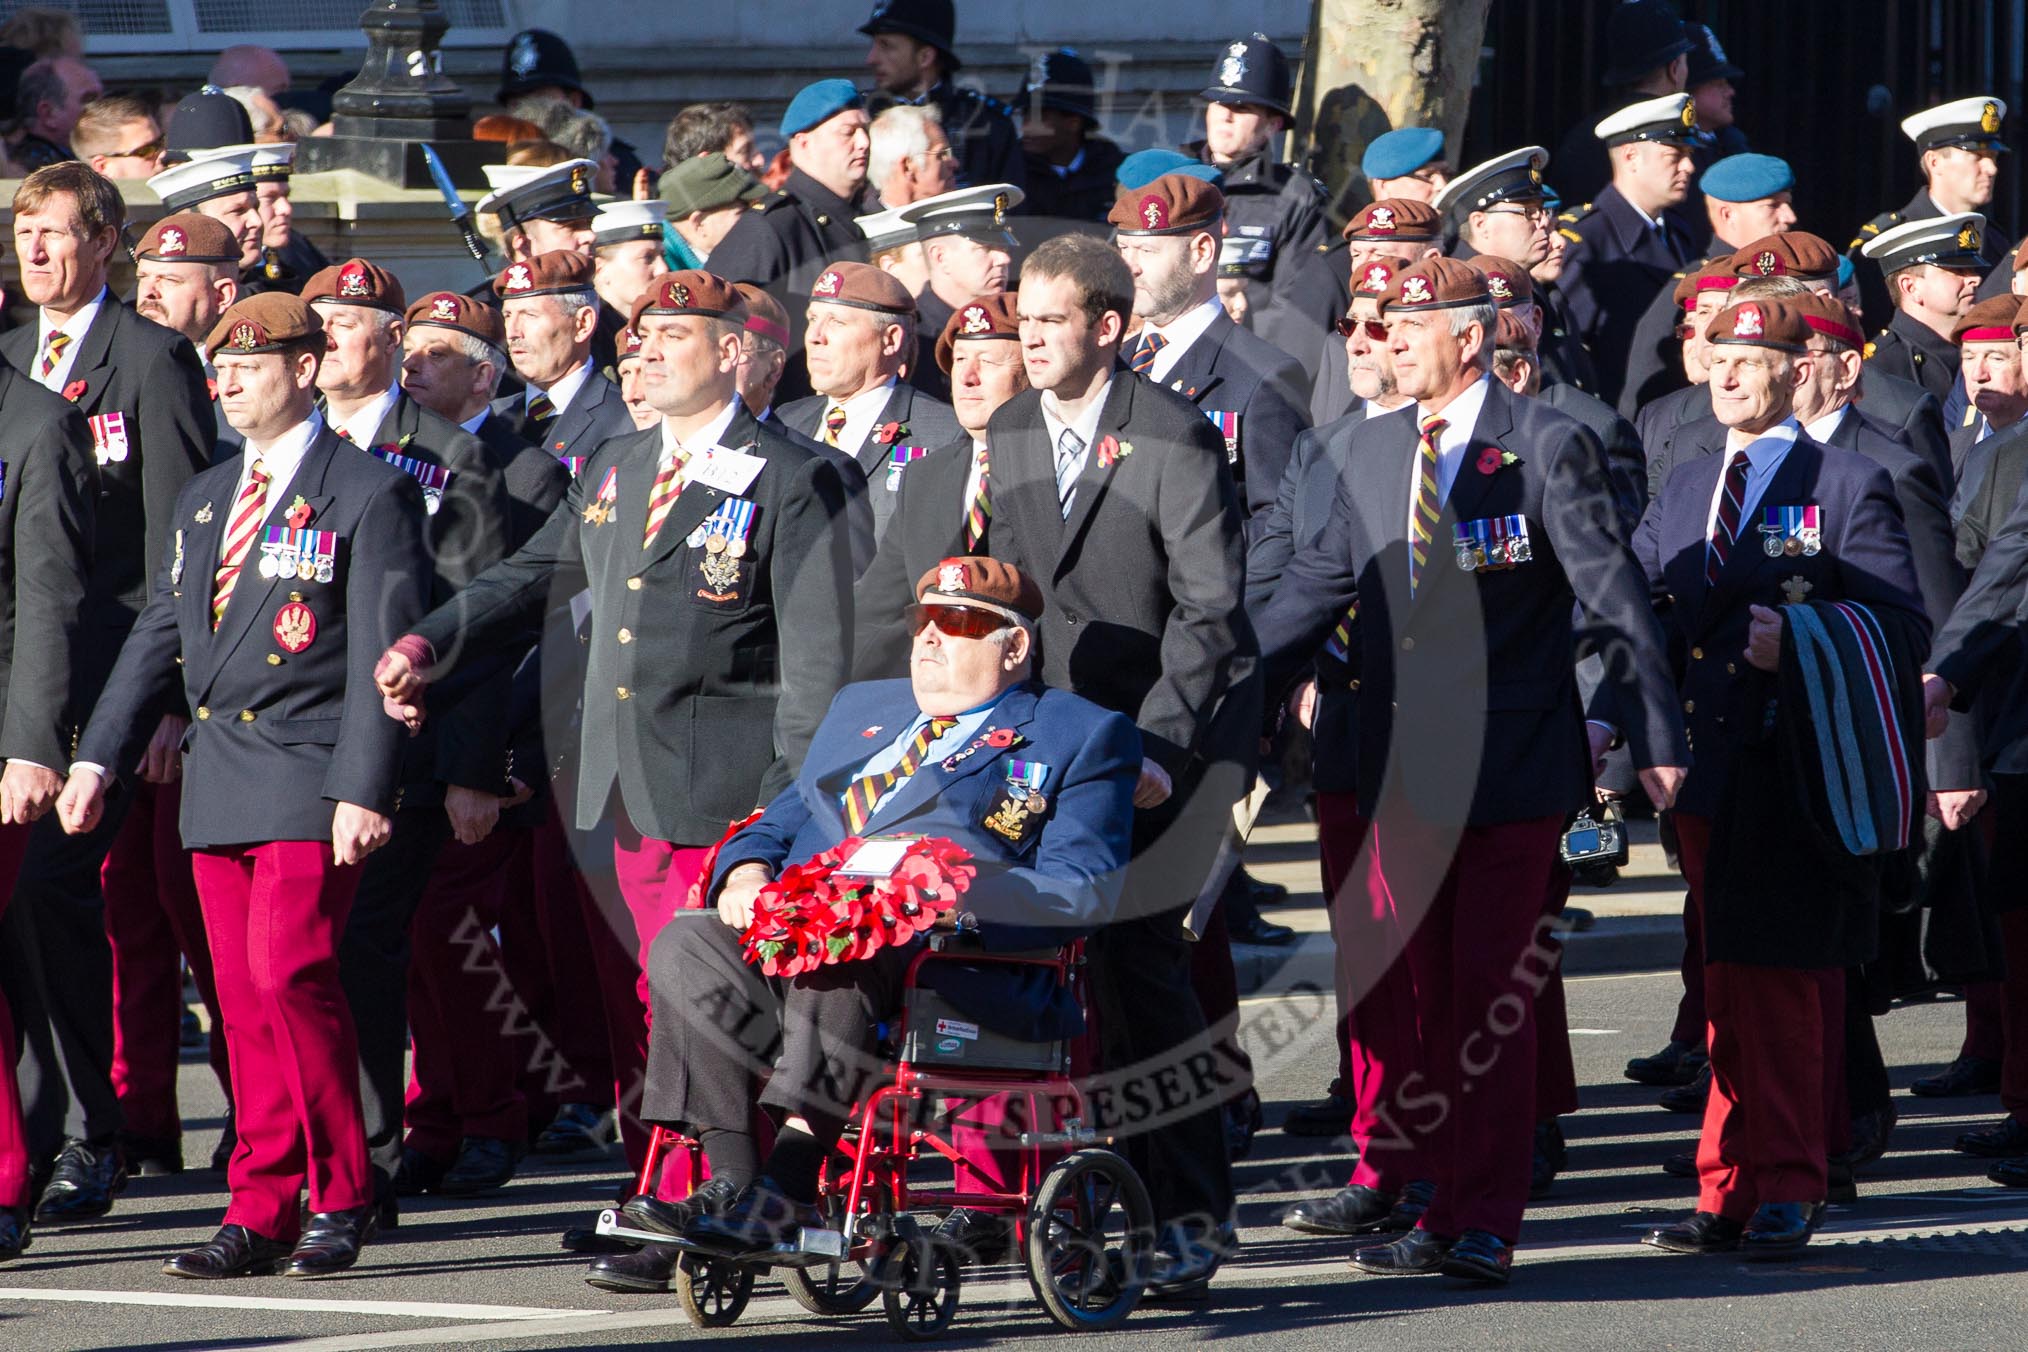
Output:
[1433, 146, 1549, 216]
[854, 203, 918, 254]
[147, 149, 258, 211]
[476, 158, 599, 227]
[1901, 96, 2009, 153]
[590, 198, 668, 249]
[1859, 212, 1988, 272]
[1593, 93, 1697, 147]
[899, 182, 1024, 245]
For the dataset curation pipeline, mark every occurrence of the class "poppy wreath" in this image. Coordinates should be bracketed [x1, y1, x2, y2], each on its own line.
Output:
[740, 835, 977, 978]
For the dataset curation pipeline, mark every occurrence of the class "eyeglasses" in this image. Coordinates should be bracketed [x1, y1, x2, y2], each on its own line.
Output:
[1482, 203, 1550, 223]
[909, 603, 1011, 639]
[1333, 317, 1388, 340]
[109, 138, 164, 161]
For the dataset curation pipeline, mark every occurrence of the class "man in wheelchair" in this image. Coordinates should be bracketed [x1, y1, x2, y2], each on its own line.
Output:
[587, 556, 1140, 1290]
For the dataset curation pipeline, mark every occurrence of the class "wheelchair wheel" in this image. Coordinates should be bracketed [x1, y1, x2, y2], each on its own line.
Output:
[1023, 1148, 1155, 1331]
[881, 1233, 961, 1340]
[675, 1251, 755, 1329]
[782, 1190, 878, 1315]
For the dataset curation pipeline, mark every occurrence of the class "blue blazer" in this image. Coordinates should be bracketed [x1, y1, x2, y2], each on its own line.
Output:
[708, 678, 1141, 1041]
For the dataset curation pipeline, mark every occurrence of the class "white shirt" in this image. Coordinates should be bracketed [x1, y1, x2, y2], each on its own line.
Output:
[1405, 374, 1493, 535]
[328, 384, 401, 448]
[1039, 377, 1112, 496]
[1139, 296, 1222, 386]
[1803, 406, 1850, 445]
[960, 436, 988, 528]
[532, 360, 593, 419]
[1365, 396, 1411, 420]
[35, 286, 106, 393]
[460, 408, 490, 436]
[239, 409, 325, 508]
[823, 376, 899, 457]
[656, 397, 741, 477]
[1704, 418, 1800, 541]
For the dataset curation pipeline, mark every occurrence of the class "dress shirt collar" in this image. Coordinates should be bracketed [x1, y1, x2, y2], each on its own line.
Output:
[331, 383, 402, 447]
[1143, 296, 1222, 383]
[1803, 405, 1851, 444]
[35, 285, 105, 390]
[532, 360, 593, 418]
[241, 409, 325, 502]
[1723, 416, 1800, 464]
[828, 376, 899, 454]
[658, 396, 741, 467]
[460, 407, 489, 436]
[1040, 377, 1112, 461]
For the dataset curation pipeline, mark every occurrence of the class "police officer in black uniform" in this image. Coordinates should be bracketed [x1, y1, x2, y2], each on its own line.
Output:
[1860, 213, 1988, 404]
[859, 0, 1024, 195]
[496, 28, 645, 189]
[1014, 49, 1124, 225]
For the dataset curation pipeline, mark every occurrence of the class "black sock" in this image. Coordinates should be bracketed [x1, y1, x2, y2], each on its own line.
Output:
[697, 1127, 758, 1192]
[764, 1127, 825, 1205]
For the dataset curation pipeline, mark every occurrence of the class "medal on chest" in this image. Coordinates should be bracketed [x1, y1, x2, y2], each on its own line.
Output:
[982, 757, 1053, 843]
[693, 497, 756, 600]
[257, 527, 337, 584]
[1759, 504, 1822, 558]
[583, 465, 618, 526]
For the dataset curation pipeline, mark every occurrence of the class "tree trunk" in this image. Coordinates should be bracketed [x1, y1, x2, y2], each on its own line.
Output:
[1293, 0, 1494, 225]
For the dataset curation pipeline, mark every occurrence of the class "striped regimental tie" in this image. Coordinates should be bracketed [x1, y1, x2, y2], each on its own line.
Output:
[842, 716, 958, 832]
[40, 329, 70, 380]
[822, 402, 848, 448]
[1706, 449, 1751, 586]
[964, 446, 990, 549]
[1130, 331, 1167, 375]
[641, 446, 692, 548]
[1406, 413, 1447, 596]
[211, 458, 271, 628]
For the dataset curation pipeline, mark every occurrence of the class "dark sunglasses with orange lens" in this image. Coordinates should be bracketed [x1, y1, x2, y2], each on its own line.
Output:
[1333, 317, 1389, 339]
[909, 603, 1009, 638]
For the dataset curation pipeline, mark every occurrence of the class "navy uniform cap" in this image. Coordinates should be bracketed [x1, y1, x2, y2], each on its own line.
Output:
[164, 88, 254, 157]
[1902, 96, 2009, 155]
[781, 79, 867, 139]
[1201, 33, 1293, 118]
[1860, 213, 1988, 272]
[1362, 127, 1445, 181]
[1700, 153, 1794, 203]
[900, 182, 1023, 246]
[1116, 148, 1222, 191]
[1433, 146, 1548, 216]
[859, 0, 959, 64]
[1594, 94, 1698, 148]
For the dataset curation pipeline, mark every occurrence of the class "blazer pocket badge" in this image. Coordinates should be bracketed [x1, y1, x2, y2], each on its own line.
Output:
[87, 412, 129, 465]
[1454, 515, 1533, 572]
[1759, 504, 1822, 557]
[983, 757, 1052, 843]
[273, 601, 317, 653]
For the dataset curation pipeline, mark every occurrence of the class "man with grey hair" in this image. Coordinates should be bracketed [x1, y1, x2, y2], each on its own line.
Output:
[490, 250, 635, 464]
[219, 85, 288, 144]
[869, 103, 956, 208]
[12, 55, 100, 168]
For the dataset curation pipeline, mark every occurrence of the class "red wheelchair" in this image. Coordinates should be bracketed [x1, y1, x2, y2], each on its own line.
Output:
[594, 935, 1156, 1337]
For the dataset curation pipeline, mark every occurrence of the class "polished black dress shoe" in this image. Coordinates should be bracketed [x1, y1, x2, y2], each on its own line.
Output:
[620, 1177, 742, 1237]
[1281, 1093, 1353, 1138]
[285, 1204, 377, 1278]
[561, 1222, 638, 1254]
[1987, 1156, 2028, 1188]
[1385, 1180, 1436, 1231]
[1350, 1225, 1454, 1275]
[1841, 1102, 1897, 1169]
[1530, 1120, 1565, 1198]
[392, 1146, 450, 1197]
[682, 1177, 822, 1258]
[1225, 1088, 1263, 1160]
[1228, 913, 1297, 945]
[1739, 1201, 1823, 1260]
[1282, 1185, 1400, 1236]
[34, 1138, 126, 1223]
[437, 1136, 526, 1197]
[1641, 1210, 1743, 1254]
[1658, 1065, 1711, 1115]
[0, 1207, 28, 1261]
[1826, 1160, 1857, 1204]
[210, 1110, 237, 1172]
[1242, 871, 1290, 908]
[1145, 1219, 1235, 1301]
[1661, 1151, 1697, 1179]
[586, 1241, 680, 1293]
[934, 1206, 1016, 1264]
[533, 1102, 610, 1156]
[1440, 1228, 1513, 1284]
[1955, 1116, 2028, 1157]
[1911, 1054, 2002, 1098]
[1625, 1039, 1707, 1087]
[164, 1224, 291, 1279]
[119, 1133, 184, 1177]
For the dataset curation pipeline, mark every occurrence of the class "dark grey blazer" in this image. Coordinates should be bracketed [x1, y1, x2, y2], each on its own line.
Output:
[491, 366, 637, 467]
[778, 378, 962, 538]
[851, 433, 978, 680]
[1147, 310, 1310, 519]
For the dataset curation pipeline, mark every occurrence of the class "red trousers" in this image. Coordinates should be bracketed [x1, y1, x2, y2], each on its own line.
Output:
[402, 828, 529, 1161]
[1534, 863, 1580, 1121]
[1367, 802, 1564, 1241]
[0, 822, 34, 1206]
[191, 841, 371, 1241]
[1675, 814, 1839, 1216]
[101, 778, 228, 1141]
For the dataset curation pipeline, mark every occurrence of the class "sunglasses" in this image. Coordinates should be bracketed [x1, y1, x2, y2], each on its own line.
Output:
[909, 603, 1011, 639]
[1334, 317, 1389, 339]
[110, 138, 164, 160]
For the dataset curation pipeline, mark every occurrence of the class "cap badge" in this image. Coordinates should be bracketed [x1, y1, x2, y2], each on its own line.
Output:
[1528, 166, 1542, 185]
[621, 328, 642, 353]
[1734, 303, 1764, 338]
[1029, 53, 1052, 88]
[938, 561, 969, 593]
[991, 192, 1008, 225]
[429, 295, 459, 321]
[505, 263, 532, 292]
[509, 31, 538, 77]
[1680, 101, 1698, 130]
[1368, 205, 1396, 233]
[1401, 275, 1433, 305]
[1219, 44, 1247, 88]
[337, 261, 372, 299]
[569, 167, 589, 196]
[960, 304, 991, 334]
[1361, 263, 1390, 291]
[159, 226, 185, 256]
[1487, 274, 1513, 301]
[1960, 225, 1981, 251]
[226, 320, 265, 351]
[1754, 250, 1779, 275]
[668, 281, 692, 307]
[814, 269, 842, 297]
[1983, 101, 2002, 135]
[1140, 195, 1168, 230]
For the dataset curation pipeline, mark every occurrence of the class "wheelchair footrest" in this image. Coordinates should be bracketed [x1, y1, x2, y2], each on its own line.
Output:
[1017, 1127, 1108, 1147]
[592, 1208, 681, 1248]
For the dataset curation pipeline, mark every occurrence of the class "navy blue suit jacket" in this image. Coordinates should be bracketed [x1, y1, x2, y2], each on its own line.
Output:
[707, 679, 1139, 1040]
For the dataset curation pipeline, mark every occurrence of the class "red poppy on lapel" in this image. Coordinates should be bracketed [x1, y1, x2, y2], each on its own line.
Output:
[1476, 447, 1522, 476]
[205, 377, 218, 401]
[286, 499, 314, 528]
[874, 421, 908, 445]
[61, 380, 86, 402]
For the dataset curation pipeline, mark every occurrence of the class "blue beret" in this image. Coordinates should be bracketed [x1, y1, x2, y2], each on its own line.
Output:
[1836, 253, 1855, 289]
[1116, 148, 1222, 190]
[781, 79, 866, 139]
[1362, 127, 1444, 180]
[1700, 152, 1795, 203]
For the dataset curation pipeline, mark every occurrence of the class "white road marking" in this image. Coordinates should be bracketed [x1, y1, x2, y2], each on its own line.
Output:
[0, 1287, 598, 1321]
[1567, 1028, 1622, 1035]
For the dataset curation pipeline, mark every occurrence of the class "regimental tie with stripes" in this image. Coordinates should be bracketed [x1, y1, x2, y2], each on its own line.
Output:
[842, 716, 957, 832]
[964, 446, 990, 549]
[1407, 413, 1446, 596]
[642, 446, 691, 547]
[1707, 449, 1751, 585]
[41, 329, 70, 380]
[823, 402, 849, 448]
[1323, 601, 1358, 662]
[212, 458, 271, 628]
[1130, 330, 1167, 375]
[527, 390, 556, 425]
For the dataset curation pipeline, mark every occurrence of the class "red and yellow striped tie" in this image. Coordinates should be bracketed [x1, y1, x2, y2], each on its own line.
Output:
[40, 329, 70, 379]
[842, 716, 958, 832]
[211, 458, 271, 629]
[822, 402, 848, 448]
[963, 447, 990, 549]
[1407, 413, 1446, 596]
[1324, 601, 1358, 661]
[527, 391, 556, 425]
[641, 446, 690, 548]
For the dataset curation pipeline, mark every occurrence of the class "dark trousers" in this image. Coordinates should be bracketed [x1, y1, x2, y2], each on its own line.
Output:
[1535, 862, 1580, 1121]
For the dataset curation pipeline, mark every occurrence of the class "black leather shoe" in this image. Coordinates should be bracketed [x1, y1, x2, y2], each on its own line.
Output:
[1661, 1151, 1697, 1179]
[561, 1223, 638, 1254]
[534, 1102, 610, 1156]
[1350, 1225, 1454, 1275]
[1530, 1120, 1565, 1199]
[1641, 1210, 1743, 1255]
[210, 1110, 236, 1172]
[1561, 905, 1597, 931]
[34, 1138, 125, 1223]
[1842, 1102, 1897, 1170]
[1911, 1054, 2002, 1098]
[1987, 1156, 2028, 1188]
[620, 1178, 741, 1237]
[586, 1241, 679, 1292]
[1956, 1117, 2028, 1157]
[1826, 1160, 1857, 1204]
[682, 1177, 821, 1258]
[1225, 1088, 1263, 1160]
[164, 1224, 290, 1279]
[1384, 1180, 1436, 1232]
[934, 1206, 1016, 1264]
[1658, 1065, 1711, 1115]
[119, 1133, 184, 1177]
[1282, 1185, 1400, 1236]
[1440, 1228, 1513, 1284]
[1228, 913, 1297, 946]
[1281, 1093, 1353, 1138]
[437, 1137, 526, 1197]
[392, 1146, 450, 1197]
[1739, 1201, 1823, 1260]
[284, 1204, 377, 1278]
[1146, 1219, 1234, 1301]
[1625, 1040, 1707, 1087]
[1243, 871, 1290, 908]
[0, 1207, 28, 1261]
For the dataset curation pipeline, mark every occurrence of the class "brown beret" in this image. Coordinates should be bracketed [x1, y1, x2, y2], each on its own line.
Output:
[1672, 258, 1741, 308]
[1705, 298, 1812, 353]
[1108, 173, 1225, 236]
[914, 556, 1045, 624]
[809, 260, 915, 315]
[1731, 231, 1840, 282]
[1350, 256, 1400, 300]
[493, 250, 594, 300]
[1790, 292, 1865, 350]
[1379, 256, 1492, 313]
[1494, 308, 1539, 352]
[935, 292, 1019, 375]
[734, 283, 791, 348]
[404, 291, 505, 349]
[1954, 294, 2023, 343]
[616, 324, 644, 363]
[1342, 197, 1442, 243]
[135, 212, 239, 265]
[302, 258, 407, 314]
[628, 269, 747, 328]
[1467, 254, 1534, 308]
[205, 292, 323, 359]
